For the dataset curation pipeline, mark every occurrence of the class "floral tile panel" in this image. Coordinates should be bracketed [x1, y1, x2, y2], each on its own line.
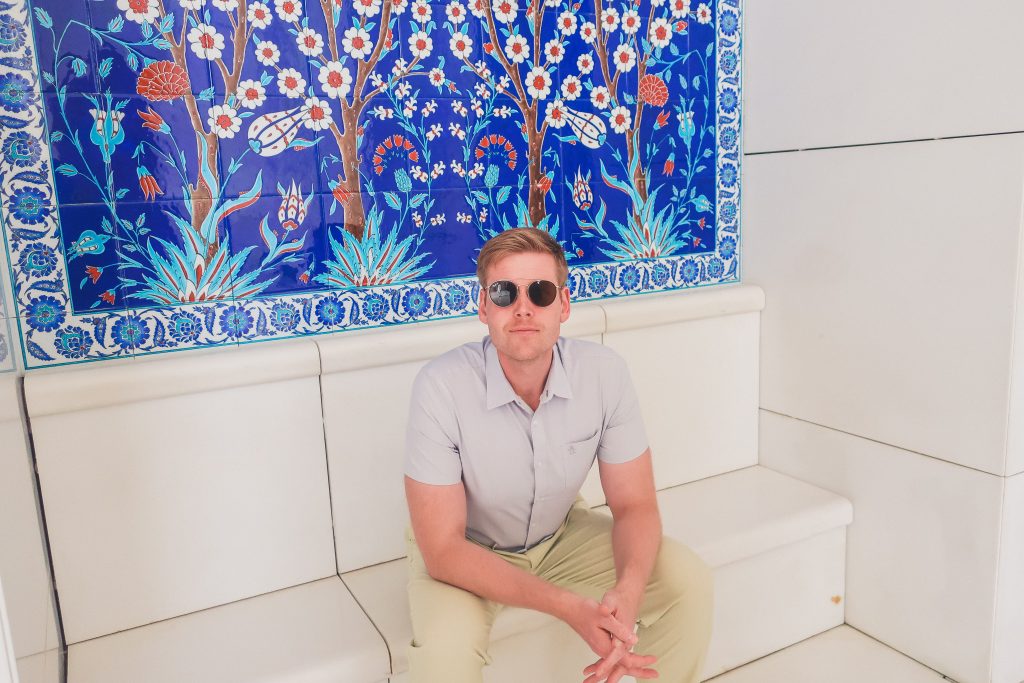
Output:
[0, 0, 741, 368]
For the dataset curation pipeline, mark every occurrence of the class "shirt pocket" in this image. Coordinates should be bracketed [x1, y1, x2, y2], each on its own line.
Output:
[564, 431, 602, 494]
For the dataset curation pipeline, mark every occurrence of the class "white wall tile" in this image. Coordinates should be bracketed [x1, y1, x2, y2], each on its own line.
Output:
[759, 410, 1002, 683]
[744, 0, 1024, 153]
[31, 376, 336, 643]
[992, 471, 1024, 683]
[1005, 214, 1024, 476]
[0, 377, 56, 659]
[745, 135, 1024, 475]
[603, 313, 760, 488]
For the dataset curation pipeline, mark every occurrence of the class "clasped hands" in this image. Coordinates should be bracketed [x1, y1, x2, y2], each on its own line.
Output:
[570, 588, 658, 683]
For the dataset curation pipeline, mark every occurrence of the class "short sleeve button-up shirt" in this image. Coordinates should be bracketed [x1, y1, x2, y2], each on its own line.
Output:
[404, 336, 648, 552]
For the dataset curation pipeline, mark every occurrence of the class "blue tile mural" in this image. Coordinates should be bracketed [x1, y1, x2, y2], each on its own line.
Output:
[0, 0, 740, 368]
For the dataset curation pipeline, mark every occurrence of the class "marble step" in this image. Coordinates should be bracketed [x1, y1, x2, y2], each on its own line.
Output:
[705, 625, 951, 683]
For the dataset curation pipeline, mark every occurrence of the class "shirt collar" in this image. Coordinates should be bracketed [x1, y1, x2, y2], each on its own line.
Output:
[484, 336, 573, 409]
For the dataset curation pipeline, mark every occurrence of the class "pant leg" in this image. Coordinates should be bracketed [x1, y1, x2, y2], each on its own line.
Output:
[535, 502, 715, 683]
[405, 527, 503, 683]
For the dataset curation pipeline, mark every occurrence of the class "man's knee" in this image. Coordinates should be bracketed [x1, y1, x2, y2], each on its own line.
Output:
[651, 538, 715, 612]
[409, 582, 495, 672]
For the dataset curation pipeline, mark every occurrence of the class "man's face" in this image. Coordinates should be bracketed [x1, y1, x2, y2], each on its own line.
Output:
[478, 251, 570, 365]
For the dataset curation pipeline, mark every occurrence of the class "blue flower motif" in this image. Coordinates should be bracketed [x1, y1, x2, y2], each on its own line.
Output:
[720, 11, 738, 35]
[402, 287, 430, 317]
[618, 265, 640, 290]
[720, 236, 737, 260]
[0, 74, 36, 113]
[25, 295, 64, 332]
[8, 187, 49, 224]
[719, 127, 737, 151]
[219, 305, 253, 336]
[54, 325, 93, 359]
[721, 201, 737, 223]
[680, 259, 699, 284]
[587, 269, 609, 294]
[112, 314, 149, 350]
[720, 163, 738, 188]
[720, 51, 738, 75]
[445, 284, 470, 311]
[316, 297, 344, 326]
[0, 16, 26, 52]
[720, 88, 738, 114]
[270, 303, 299, 332]
[363, 292, 389, 321]
[707, 257, 725, 279]
[168, 311, 203, 343]
[19, 243, 57, 276]
[651, 262, 671, 287]
[3, 131, 41, 168]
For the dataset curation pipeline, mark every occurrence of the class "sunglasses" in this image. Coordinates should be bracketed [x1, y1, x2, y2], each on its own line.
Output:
[486, 279, 562, 307]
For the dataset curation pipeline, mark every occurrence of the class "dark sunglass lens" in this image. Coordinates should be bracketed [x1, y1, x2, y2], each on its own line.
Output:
[528, 280, 558, 307]
[488, 281, 517, 307]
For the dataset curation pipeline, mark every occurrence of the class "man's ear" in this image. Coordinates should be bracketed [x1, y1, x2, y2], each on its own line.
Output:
[559, 285, 571, 323]
[478, 287, 489, 324]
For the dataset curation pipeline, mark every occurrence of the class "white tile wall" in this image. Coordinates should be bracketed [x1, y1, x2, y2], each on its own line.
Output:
[744, 0, 1024, 153]
[992, 470, 1024, 683]
[745, 134, 1024, 476]
[759, 410, 1001, 683]
[0, 377, 57, 661]
[603, 313, 760, 488]
[1005, 243, 1024, 476]
[30, 375, 337, 644]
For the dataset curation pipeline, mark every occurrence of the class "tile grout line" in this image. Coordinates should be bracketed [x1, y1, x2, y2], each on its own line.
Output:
[744, 129, 1024, 157]
[758, 408, 1007, 478]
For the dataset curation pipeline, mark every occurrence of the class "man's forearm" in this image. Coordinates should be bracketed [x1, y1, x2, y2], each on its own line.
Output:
[424, 537, 578, 621]
[611, 502, 663, 601]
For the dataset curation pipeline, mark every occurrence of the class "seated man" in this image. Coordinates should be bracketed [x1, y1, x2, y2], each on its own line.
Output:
[404, 228, 714, 683]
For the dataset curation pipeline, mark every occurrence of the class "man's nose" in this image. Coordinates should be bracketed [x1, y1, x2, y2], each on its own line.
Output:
[513, 288, 533, 316]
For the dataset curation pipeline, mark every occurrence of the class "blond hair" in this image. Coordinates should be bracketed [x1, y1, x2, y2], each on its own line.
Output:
[476, 228, 569, 286]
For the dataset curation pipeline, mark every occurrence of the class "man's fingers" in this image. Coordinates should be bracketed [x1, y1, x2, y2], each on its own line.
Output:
[600, 614, 638, 644]
[583, 641, 627, 678]
[620, 652, 658, 668]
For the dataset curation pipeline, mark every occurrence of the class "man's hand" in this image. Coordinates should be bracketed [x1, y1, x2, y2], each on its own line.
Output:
[562, 594, 639, 658]
[580, 586, 658, 683]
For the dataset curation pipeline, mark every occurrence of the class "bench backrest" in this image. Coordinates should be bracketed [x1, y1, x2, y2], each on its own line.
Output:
[23, 285, 763, 644]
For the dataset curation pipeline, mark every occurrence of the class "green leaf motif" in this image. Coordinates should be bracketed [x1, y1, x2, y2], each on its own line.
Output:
[56, 164, 78, 177]
[34, 7, 53, 28]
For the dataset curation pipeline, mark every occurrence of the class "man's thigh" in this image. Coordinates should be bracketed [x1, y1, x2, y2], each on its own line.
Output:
[533, 502, 620, 599]
[405, 527, 503, 648]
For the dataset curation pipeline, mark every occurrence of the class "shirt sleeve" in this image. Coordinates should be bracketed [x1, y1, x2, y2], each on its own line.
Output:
[404, 365, 463, 485]
[596, 354, 649, 464]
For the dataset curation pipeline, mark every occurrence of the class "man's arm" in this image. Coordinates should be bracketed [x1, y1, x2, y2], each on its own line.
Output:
[405, 475, 639, 657]
[582, 448, 662, 682]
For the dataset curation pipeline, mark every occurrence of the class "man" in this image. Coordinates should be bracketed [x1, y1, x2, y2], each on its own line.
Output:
[404, 228, 714, 683]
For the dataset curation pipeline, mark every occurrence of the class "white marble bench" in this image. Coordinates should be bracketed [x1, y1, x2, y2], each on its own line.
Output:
[21, 284, 854, 682]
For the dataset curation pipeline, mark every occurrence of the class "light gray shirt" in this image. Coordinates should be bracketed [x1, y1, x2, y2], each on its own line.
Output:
[405, 336, 648, 551]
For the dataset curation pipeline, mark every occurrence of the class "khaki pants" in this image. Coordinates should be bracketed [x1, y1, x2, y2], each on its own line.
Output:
[406, 499, 714, 683]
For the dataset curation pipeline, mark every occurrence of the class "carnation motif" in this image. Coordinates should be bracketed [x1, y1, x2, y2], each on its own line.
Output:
[136, 61, 190, 101]
[638, 74, 669, 107]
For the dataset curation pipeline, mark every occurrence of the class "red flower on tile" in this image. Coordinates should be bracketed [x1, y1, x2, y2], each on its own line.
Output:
[639, 75, 669, 107]
[136, 61, 190, 102]
[138, 106, 169, 133]
[100, 290, 116, 305]
[85, 265, 103, 284]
